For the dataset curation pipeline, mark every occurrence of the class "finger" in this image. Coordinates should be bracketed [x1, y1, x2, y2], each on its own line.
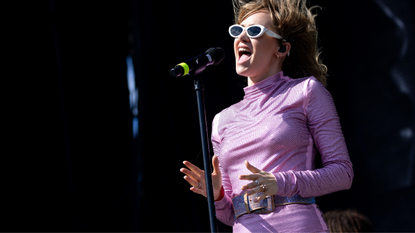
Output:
[245, 160, 262, 174]
[246, 185, 263, 196]
[212, 155, 221, 176]
[180, 168, 200, 180]
[239, 174, 260, 181]
[190, 186, 206, 197]
[183, 175, 200, 188]
[183, 161, 204, 175]
[241, 180, 260, 190]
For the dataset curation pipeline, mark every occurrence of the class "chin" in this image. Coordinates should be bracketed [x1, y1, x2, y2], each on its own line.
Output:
[235, 66, 250, 77]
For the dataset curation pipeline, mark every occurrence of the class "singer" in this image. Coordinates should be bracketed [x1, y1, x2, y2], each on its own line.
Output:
[180, 0, 353, 232]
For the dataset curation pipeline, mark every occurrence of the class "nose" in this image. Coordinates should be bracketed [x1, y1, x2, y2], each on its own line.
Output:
[237, 29, 250, 42]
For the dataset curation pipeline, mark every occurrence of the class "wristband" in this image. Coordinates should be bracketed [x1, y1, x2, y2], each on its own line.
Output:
[215, 186, 225, 201]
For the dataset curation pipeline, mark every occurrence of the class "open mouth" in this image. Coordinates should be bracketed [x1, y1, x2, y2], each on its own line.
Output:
[238, 47, 252, 64]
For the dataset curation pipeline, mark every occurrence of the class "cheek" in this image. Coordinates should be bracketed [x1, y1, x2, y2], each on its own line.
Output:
[233, 40, 238, 58]
[254, 42, 276, 63]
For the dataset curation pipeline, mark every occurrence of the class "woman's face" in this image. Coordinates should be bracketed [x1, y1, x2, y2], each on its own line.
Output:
[234, 11, 281, 85]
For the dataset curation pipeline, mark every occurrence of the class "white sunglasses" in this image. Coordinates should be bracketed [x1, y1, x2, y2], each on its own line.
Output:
[228, 24, 282, 39]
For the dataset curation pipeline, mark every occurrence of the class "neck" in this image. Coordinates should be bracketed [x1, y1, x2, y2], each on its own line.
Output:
[247, 69, 282, 86]
[246, 60, 283, 86]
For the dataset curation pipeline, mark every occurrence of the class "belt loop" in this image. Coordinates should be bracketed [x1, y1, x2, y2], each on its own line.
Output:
[243, 193, 251, 214]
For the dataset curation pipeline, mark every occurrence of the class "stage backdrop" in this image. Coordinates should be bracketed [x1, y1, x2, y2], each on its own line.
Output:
[2, 0, 414, 232]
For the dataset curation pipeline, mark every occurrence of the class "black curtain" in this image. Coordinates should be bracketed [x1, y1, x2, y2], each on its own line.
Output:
[2, 0, 415, 232]
[3, 0, 133, 231]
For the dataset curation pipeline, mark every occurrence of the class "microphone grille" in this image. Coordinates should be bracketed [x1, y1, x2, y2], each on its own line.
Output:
[206, 47, 225, 65]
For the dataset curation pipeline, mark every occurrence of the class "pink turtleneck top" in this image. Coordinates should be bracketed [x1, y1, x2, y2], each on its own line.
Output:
[211, 72, 353, 232]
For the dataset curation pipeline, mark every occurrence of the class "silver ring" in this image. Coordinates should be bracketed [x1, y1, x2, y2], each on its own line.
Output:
[260, 184, 267, 192]
[254, 180, 260, 186]
[194, 182, 201, 189]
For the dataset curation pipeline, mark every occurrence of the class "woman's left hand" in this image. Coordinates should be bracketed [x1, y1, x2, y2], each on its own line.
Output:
[239, 160, 278, 202]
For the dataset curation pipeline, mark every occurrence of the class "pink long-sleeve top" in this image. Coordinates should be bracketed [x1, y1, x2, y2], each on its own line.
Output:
[211, 72, 353, 232]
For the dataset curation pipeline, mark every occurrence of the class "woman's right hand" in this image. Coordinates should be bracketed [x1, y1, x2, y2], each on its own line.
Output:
[180, 155, 223, 201]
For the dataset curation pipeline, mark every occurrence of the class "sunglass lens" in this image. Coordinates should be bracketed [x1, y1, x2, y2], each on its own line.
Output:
[247, 26, 262, 37]
[230, 26, 243, 37]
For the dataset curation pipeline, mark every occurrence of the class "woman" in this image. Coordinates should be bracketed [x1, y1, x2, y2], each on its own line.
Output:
[180, 0, 353, 231]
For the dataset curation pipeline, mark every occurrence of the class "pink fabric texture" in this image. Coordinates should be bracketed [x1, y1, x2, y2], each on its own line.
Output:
[211, 72, 353, 232]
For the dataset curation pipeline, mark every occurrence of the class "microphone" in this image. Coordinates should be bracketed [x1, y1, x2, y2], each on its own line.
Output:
[170, 47, 225, 77]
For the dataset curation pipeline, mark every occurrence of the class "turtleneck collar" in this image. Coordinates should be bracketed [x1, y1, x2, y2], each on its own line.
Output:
[243, 71, 285, 100]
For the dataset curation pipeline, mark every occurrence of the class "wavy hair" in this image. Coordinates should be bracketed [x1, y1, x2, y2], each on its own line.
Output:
[323, 209, 373, 232]
[233, 0, 327, 86]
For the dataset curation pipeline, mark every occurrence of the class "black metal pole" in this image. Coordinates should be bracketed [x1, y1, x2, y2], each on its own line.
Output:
[193, 73, 218, 233]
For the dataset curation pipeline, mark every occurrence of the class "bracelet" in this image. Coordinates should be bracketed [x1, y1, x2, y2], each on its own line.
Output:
[215, 186, 225, 201]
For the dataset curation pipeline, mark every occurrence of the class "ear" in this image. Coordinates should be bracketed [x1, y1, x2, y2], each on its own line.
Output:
[275, 41, 291, 58]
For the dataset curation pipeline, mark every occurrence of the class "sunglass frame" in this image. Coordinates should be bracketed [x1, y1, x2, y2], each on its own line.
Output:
[228, 24, 282, 39]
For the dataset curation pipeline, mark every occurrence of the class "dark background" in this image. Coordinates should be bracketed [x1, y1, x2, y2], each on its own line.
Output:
[2, 0, 415, 232]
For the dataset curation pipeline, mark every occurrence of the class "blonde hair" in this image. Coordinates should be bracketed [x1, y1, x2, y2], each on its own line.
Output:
[233, 0, 327, 86]
[323, 209, 373, 232]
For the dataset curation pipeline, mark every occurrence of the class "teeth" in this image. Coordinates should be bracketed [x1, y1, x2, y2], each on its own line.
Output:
[238, 48, 250, 52]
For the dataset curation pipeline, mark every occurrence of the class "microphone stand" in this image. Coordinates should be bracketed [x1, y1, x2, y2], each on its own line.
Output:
[190, 63, 218, 233]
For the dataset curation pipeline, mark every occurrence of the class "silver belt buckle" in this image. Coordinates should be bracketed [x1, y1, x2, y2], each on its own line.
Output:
[232, 192, 274, 219]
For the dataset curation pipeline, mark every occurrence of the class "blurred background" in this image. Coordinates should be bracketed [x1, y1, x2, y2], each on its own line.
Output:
[2, 0, 414, 232]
